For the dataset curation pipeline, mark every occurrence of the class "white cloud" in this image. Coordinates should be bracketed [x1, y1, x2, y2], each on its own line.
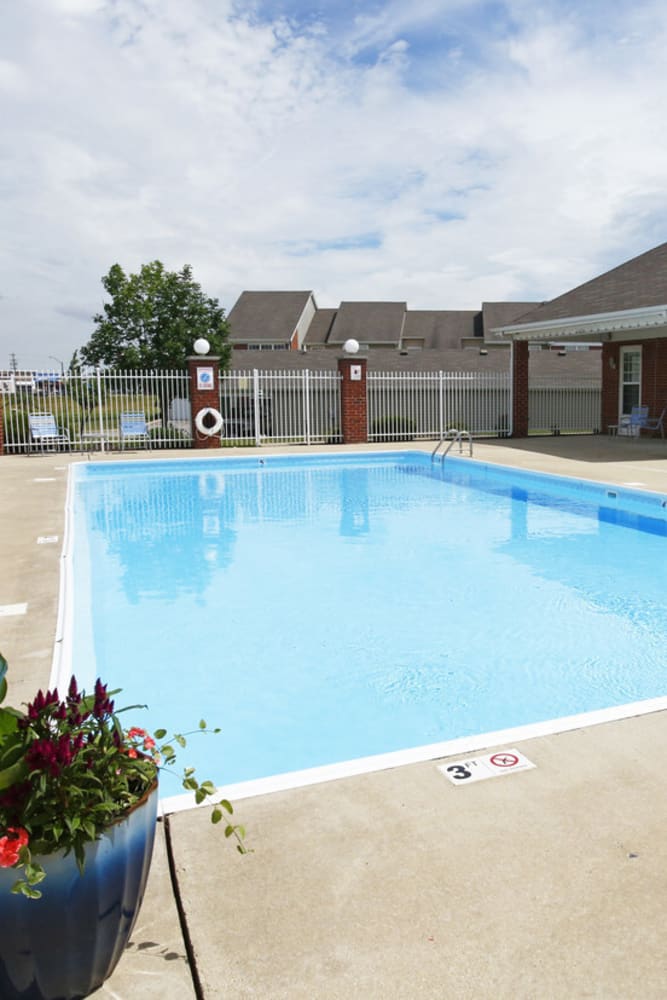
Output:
[2, 0, 667, 366]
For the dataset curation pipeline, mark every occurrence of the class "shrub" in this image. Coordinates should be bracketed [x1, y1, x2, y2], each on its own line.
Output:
[371, 416, 416, 441]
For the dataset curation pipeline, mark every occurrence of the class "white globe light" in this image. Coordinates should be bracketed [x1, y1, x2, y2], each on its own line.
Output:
[343, 338, 360, 354]
[193, 338, 210, 356]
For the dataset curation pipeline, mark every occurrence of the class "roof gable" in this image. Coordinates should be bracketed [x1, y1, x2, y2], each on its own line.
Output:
[228, 291, 314, 342]
[327, 301, 407, 345]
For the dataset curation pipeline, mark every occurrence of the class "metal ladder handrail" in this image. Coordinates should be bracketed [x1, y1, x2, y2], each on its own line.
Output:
[431, 428, 473, 463]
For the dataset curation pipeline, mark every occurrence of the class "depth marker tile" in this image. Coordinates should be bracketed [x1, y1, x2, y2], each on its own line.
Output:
[438, 748, 535, 785]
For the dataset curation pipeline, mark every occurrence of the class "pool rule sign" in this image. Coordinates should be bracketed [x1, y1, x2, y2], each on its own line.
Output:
[438, 748, 535, 785]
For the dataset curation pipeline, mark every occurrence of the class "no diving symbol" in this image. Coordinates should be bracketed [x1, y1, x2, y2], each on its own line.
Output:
[489, 752, 519, 768]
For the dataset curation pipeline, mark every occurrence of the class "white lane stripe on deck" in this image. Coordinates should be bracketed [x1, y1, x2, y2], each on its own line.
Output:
[0, 603, 28, 617]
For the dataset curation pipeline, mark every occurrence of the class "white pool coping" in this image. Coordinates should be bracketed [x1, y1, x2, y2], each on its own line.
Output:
[158, 694, 667, 816]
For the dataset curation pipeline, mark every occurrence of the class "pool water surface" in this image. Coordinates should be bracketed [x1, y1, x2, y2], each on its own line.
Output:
[66, 452, 667, 799]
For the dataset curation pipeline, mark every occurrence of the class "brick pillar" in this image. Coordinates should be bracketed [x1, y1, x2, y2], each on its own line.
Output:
[0, 395, 4, 456]
[640, 337, 667, 415]
[338, 356, 368, 444]
[601, 342, 619, 431]
[188, 355, 221, 449]
[511, 341, 529, 438]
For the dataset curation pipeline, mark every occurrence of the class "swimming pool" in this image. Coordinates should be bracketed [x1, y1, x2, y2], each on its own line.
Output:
[61, 451, 667, 803]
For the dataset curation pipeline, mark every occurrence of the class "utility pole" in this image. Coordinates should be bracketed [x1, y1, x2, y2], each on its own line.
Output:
[9, 353, 18, 373]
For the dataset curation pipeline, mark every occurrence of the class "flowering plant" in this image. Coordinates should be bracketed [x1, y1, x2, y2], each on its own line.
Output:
[0, 652, 245, 898]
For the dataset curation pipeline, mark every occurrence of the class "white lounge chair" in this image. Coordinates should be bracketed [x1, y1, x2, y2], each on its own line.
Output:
[28, 413, 70, 452]
[119, 412, 151, 449]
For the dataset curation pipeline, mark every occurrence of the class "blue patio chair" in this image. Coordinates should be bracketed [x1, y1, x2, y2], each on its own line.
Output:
[638, 406, 666, 439]
[617, 405, 649, 438]
[119, 412, 151, 449]
[28, 412, 70, 452]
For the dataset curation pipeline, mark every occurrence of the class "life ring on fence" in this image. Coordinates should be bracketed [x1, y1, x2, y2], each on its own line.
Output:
[194, 407, 224, 437]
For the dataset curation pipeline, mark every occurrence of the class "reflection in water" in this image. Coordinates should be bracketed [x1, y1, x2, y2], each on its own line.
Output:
[510, 486, 528, 542]
[79, 464, 377, 604]
[339, 468, 370, 537]
[81, 471, 238, 603]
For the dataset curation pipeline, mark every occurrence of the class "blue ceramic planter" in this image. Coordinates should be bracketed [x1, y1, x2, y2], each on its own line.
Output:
[0, 781, 158, 1000]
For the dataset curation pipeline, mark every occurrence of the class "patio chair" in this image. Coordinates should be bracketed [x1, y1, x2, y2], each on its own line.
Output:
[28, 412, 70, 452]
[638, 406, 666, 439]
[119, 412, 151, 449]
[616, 405, 649, 438]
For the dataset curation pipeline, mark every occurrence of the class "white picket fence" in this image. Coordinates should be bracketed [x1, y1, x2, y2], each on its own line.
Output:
[0, 367, 602, 453]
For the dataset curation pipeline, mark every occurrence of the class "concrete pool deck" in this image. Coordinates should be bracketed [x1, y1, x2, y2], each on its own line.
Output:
[2, 435, 667, 999]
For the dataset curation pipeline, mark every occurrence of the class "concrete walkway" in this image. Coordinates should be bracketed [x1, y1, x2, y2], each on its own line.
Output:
[2, 436, 667, 999]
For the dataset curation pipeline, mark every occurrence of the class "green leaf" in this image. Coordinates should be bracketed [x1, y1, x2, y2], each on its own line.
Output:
[0, 758, 27, 791]
[199, 719, 207, 730]
[82, 821, 97, 840]
[218, 798, 233, 815]
[25, 863, 46, 886]
[0, 708, 21, 742]
[153, 728, 167, 740]
[12, 880, 42, 899]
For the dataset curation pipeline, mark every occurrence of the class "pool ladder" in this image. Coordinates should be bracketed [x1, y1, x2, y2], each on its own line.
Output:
[431, 429, 473, 464]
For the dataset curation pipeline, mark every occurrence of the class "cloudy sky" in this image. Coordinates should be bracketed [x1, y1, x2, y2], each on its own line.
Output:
[2, 0, 667, 368]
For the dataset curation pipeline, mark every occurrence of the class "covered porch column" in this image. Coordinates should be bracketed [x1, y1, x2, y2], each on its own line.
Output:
[511, 340, 529, 438]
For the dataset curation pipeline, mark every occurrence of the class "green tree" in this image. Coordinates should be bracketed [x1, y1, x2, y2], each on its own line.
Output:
[80, 261, 231, 370]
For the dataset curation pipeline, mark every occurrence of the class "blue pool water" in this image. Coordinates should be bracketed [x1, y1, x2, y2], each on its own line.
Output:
[69, 452, 667, 798]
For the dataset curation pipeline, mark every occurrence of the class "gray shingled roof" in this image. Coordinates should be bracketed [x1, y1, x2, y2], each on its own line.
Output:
[326, 301, 407, 345]
[402, 311, 478, 349]
[227, 291, 314, 343]
[481, 302, 539, 340]
[510, 243, 667, 326]
[304, 308, 337, 345]
[228, 346, 599, 377]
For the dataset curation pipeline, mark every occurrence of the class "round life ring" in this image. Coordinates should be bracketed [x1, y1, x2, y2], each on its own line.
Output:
[195, 407, 224, 437]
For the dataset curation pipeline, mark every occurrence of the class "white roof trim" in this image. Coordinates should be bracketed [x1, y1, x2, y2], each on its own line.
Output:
[492, 303, 667, 340]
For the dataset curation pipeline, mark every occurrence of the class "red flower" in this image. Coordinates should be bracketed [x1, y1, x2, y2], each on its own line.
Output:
[0, 827, 29, 868]
[127, 727, 147, 740]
